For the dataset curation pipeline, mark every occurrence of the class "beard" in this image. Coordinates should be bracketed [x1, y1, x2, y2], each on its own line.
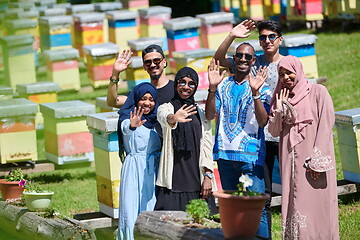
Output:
[150, 74, 161, 81]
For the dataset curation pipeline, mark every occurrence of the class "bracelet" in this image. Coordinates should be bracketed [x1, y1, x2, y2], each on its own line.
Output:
[208, 89, 216, 94]
[252, 94, 261, 100]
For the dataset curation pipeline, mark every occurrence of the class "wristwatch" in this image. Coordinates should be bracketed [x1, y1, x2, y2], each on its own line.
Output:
[110, 76, 120, 83]
[204, 173, 214, 179]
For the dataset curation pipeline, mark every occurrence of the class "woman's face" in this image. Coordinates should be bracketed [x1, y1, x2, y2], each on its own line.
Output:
[137, 93, 155, 114]
[176, 76, 196, 99]
[279, 67, 297, 90]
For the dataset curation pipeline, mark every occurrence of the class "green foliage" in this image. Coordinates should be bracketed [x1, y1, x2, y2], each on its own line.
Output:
[23, 181, 50, 193]
[5, 169, 26, 182]
[40, 207, 56, 218]
[185, 199, 210, 224]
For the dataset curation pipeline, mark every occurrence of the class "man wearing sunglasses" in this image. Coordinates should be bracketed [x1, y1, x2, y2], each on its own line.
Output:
[107, 44, 174, 108]
[211, 19, 283, 239]
[206, 19, 272, 240]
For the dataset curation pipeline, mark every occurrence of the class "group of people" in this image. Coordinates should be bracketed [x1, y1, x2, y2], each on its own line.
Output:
[107, 19, 339, 240]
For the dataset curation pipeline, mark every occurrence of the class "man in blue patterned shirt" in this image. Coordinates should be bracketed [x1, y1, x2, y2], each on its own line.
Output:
[205, 19, 272, 239]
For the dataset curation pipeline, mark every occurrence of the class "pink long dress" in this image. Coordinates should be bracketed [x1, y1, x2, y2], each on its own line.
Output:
[268, 83, 339, 240]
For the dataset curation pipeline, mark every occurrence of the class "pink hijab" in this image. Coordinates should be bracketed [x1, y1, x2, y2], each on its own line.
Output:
[271, 55, 313, 148]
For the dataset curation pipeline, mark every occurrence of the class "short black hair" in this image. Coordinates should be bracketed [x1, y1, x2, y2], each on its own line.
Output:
[257, 20, 282, 36]
[235, 42, 255, 54]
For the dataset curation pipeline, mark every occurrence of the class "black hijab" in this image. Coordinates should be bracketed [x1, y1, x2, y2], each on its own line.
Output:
[170, 67, 201, 152]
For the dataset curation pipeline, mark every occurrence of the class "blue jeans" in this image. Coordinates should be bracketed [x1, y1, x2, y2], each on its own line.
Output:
[217, 159, 269, 239]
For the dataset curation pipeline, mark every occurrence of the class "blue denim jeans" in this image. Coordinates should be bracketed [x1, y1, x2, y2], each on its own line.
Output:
[217, 159, 269, 239]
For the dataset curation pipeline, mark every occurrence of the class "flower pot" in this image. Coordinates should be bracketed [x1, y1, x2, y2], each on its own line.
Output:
[23, 191, 54, 211]
[0, 179, 25, 200]
[213, 190, 270, 239]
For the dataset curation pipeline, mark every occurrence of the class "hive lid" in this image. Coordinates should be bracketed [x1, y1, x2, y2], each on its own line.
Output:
[83, 43, 118, 56]
[38, 16, 73, 25]
[35, 0, 56, 7]
[95, 97, 119, 111]
[52, 3, 71, 9]
[0, 34, 33, 47]
[196, 12, 234, 25]
[40, 8, 67, 16]
[16, 82, 61, 94]
[66, 3, 95, 14]
[73, 12, 105, 23]
[228, 40, 263, 54]
[43, 48, 79, 62]
[94, 2, 122, 12]
[128, 56, 144, 68]
[5, 8, 24, 19]
[128, 37, 164, 51]
[86, 111, 119, 132]
[6, 19, 37, 30]
[138, 6, 172, 18]
[163, 16, 201, 31]
[106, 10, 138, 20]
[335, 108, 360, 125]
[15, 9, 39, 19]
[0, 86, 13, 96]
[40, 100, 95, 118]
[173, 48, 216, 59]
[0, 98, 38, 118]
[281, 34, 317, 47]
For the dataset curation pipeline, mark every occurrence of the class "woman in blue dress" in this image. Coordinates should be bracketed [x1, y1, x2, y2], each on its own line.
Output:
[117, 82, 161, 240]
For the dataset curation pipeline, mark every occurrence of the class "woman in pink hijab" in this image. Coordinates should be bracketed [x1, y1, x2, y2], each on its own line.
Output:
[268, 55, 339, 239]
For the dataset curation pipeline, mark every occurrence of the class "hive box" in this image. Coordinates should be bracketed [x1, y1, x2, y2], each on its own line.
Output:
[163, 16, 201, 72]
[125, 56, 150, 91]
[240, 0, 265, 21]
[73, 13, 105, 57]
[17, 82, 61, 129]
[173, 48, 216, 89]
[128, 37, 164, 56]
[40, 100, 96, 165]
[196, 12, 234, 50]
[0, 98, 38, 164]
[280, 34, 319, 79]
[96, 97, 119, 113]
[38, 16, 73, 51]
[86, 111, 121, 218]
[335, 108, 360, 183]
[0, 34, 36, 89]
[94, 2, 123, 44]
[106, 10, 139, 50]
[121, 0, 149, 11]
[83, 43, 119, 88]
[138, 6, 171, 51]
[39, 8, 67, 17]
[43, 48, 81, 91]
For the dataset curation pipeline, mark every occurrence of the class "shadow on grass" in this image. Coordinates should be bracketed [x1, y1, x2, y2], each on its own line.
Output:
[338, 192, 360, 205]
[28, 170, 96, 184]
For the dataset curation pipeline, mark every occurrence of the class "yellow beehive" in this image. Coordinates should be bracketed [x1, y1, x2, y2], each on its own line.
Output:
[0, 98, 38, 164]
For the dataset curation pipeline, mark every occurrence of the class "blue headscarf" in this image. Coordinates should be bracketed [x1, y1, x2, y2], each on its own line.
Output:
[118, 82, 158, 129]
[117, 82, 158, 162]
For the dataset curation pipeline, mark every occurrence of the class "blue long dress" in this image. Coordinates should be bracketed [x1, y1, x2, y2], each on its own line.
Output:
[117, 119, 161, 240]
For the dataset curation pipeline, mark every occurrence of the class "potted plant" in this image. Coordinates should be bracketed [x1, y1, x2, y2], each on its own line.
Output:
[21, 180, 54, 211]
[213, 174, 270, 239]
[0, 168, 26, 200]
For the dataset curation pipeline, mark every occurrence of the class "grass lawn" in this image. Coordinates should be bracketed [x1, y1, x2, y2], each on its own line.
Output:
[1, 28, 360, 239]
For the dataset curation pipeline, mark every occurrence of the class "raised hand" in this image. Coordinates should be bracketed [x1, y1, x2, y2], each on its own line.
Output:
[112, 49, 133, 77]
[208, 58, 227, 90]
[130, 107, 146, 128]
[249, 66, 268, 95]
[174, 104, 197, 123]
[275, 88, 289, 110]
[230, 19, 256, 39]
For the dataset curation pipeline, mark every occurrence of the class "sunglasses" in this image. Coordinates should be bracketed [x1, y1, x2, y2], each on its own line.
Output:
[178, 79, 197, 89]
[143, 58, 163, 67]
[258, 34, 279, 42]
[234, 52, 254, 61]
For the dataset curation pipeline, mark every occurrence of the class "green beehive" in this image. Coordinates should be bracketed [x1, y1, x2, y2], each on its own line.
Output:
[0, 98, 38, 164]
[0, 34, 36, 89]
[335, 108, 360, 183]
